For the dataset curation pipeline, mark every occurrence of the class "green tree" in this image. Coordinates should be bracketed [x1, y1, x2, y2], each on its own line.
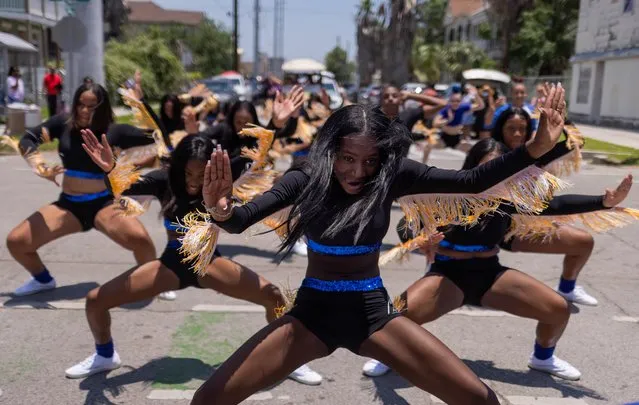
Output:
[325, 45, 356, 83]
[413, 41, 496, 82]
[105, 34, 186, 101]
[485, 0, 534, 70]
[511, 0, 579, 75]
[416, 0, 448, 44]
[186, 20, 234, 77]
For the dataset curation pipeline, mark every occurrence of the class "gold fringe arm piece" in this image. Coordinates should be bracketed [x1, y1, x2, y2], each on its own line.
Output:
[107, 161, 142, 197]
[41, 127, 51, 144]
[177, 211, 220, 276]
[24, 151, 57, 177]
[192, 96, 219, 116]
[398, 165, 570, 234]
[232, 168, 279, 203]
[254, 206, 293, 241]
[169, 130, 189, 149]
[152, 129, 171, 159]
[274, 281, 298, 319]
[118, 88, 161, 132]
[564, 124, 585, 150]
[116, 196, 150, 217]
[116, 143, 160, 166]
[413, 121, 438, 145]
[0, 135, 21, 154]
[392, 295, 407, 313]
[542, 147, 583, 178]
[378, 232, 434, 267]
[505, 207, 639, 242]
[238, 125, 275, 170]
[291, 118, 316, 144]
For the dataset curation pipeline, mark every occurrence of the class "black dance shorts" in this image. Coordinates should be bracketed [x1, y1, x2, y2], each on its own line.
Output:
[441, 134, 462, 148]
[159, 241, 222, 290]
[53, 191, 113, 232]
[287, 277, 401, 354]
[428, 256, 508, 306]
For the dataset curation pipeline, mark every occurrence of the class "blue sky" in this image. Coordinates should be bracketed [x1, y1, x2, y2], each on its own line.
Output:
[152, 0, 361, 63]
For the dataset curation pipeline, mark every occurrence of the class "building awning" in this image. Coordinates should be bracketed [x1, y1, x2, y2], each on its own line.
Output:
[571, 47, 639, 63]
[0, 32, 37, 52]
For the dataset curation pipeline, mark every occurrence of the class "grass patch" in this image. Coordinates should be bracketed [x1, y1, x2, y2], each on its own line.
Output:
[151, 312, 246, 390]
[584, 137, 639, 165]
[116, 114, 135, 125]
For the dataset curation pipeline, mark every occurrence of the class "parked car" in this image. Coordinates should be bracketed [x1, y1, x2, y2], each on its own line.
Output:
[359, 84, 382, 106]
[214, 73, 251, 101]
[202, 78, 238, 106]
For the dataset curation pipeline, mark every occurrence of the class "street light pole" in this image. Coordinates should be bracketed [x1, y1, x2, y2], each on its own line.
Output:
[233, 0, 239, 71]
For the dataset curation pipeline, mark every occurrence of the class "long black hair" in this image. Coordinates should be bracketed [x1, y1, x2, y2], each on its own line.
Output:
[491, 106, 533, 147]
[70, 83, 114, 135]
[280, 105, 411, 254]
[462, 138, 509, 170]
[162, 134, 214, 217]
[226, 100, 258, 132]
[160, 94, 184, 133]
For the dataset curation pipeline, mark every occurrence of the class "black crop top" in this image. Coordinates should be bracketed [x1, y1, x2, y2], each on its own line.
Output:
[440, 194, 606, 247]
[215, 146, 536, 248]
[20, 114, 155, 174]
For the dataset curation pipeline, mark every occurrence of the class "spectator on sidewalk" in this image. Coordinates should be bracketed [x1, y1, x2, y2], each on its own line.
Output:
[6, 66, 24, 104]
[43, 65, 63, 117]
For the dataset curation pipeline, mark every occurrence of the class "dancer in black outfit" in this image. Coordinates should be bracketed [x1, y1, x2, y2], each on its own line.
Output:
[189, 85, 569, 405]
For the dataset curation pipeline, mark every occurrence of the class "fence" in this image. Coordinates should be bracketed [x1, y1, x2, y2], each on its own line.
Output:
[521, 74, 571, 104]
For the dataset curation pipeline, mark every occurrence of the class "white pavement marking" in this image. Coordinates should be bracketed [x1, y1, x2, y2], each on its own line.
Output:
[430, 394, 445, 404]
[0, 300, 85, 310]
[147, 389, 273, 401]
[449, 306, 516, 318]
[191, 304, 266, 313]
[612, 315, 639, 323]
[507, 396, 590, 405]
[277, 395, 290, 400]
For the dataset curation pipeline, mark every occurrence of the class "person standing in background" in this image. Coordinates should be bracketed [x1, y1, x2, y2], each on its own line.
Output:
[6, 66, 24, 104]
[43, 65, 63, 117]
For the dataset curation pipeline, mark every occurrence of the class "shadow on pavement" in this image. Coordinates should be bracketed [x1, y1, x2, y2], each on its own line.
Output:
[365, 359, 606, 404]
[1, 281, 154, 310]
[465, 359, 607, 401]
[78, 356, 282, 405]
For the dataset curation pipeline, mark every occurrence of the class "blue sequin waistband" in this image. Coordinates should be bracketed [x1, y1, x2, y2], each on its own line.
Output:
[166, 239, 182, 249]
[307, 239, 381, 256]
[292, 149, 310, 157]
[301, 276, 383, 292]
[65, 170, 105, 180]
[164, 218, 187, 233]
[61, 189, 111, 202]
[436, 240, 495, 262]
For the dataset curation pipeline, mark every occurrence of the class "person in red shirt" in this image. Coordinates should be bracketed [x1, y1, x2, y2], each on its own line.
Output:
[43, 66, 62, 116]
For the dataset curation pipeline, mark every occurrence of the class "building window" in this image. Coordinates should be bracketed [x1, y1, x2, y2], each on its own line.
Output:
[624, 0, 634, 13]
[457, 25, 462, 41]
[449, 28, 454, 42]
[576, 67, 592, 104]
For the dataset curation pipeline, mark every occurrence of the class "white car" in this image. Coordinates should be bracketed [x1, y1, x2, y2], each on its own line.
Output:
[214, 74, 251, 102]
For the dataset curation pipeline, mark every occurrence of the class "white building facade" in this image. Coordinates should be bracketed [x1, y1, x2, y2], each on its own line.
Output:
[569, 0, 639, 128]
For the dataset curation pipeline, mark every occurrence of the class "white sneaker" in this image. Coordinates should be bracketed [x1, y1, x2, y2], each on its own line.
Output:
[557, 285, 598, 306]
[362, 359, 391, 377]
[158, 291, 177, 301]
[13, 278, 56, 296]
[65, 351, 122, 379]
[288, 364, 322, 385]
[528, 354, 581, 381]
[292, 240, 308, 257]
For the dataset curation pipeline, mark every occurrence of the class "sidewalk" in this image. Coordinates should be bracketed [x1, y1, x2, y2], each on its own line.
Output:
[577, 124, 639, 150]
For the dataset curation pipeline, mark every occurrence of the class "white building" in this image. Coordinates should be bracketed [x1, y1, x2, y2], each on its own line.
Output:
[569, 0, 639, 128]
[443, 0, 502, 62]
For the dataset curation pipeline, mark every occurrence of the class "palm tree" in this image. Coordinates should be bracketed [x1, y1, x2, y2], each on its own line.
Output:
[356, 0, 384, 85]
[382, 0, 418, 85]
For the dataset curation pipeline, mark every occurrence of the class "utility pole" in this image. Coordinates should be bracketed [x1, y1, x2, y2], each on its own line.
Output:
[233, 0, 239, 71]
[253, 0, 260, 77]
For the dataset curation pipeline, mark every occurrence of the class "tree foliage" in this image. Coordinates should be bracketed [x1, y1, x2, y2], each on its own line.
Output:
[510, 0, 579, 75]
[325, 46, 356, 83]
[413, 41, 496, 83]
[105, 35, 186, 102]
[485, 0, 534, 70]
[186, 20, 234, 76]
[415, 0, 448, 44]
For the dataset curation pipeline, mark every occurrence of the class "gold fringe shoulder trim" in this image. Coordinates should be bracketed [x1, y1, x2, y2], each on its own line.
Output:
[233, 168, 280, 203]
[116, 196, 151, 217]
[505, 207, 639, 242]
[274, 281, 298, 319]
[0, 135, 21, 154]
[118, 88, 160, 132]
[564, 124, 585, 150]
[107, 161, 142, 197]
[412, 121, 438, 145]
[177, 211, 220, 276]
[543, 147, 582, 178]
[169, 130, 189, 149]
[398, 165, 569, 234]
